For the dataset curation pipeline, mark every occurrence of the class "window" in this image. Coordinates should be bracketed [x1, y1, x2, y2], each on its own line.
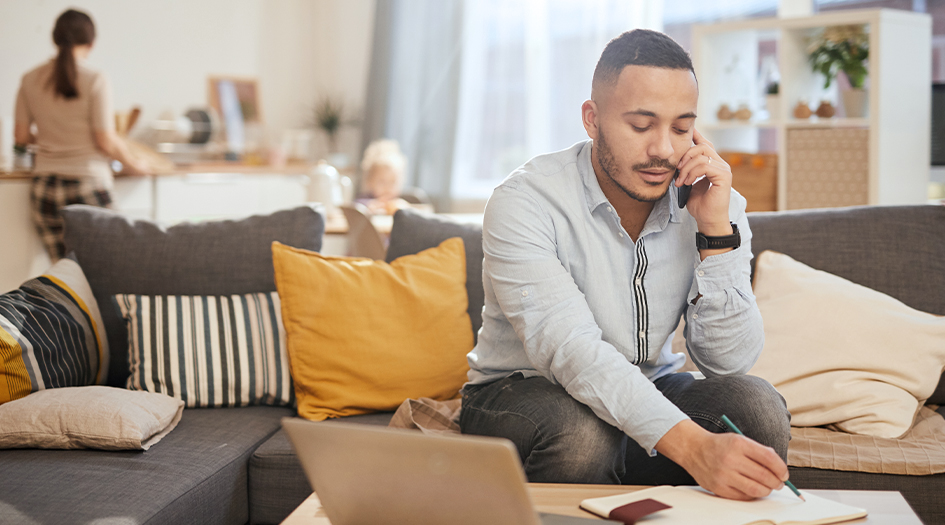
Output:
[450, 0, 661, 199]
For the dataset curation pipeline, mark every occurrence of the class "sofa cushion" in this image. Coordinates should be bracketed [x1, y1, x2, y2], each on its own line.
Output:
[789, 466, 945, 525]
[0, 257, 108, 403]
[115, 292, 292, 408]
[272, 239, 472, 422]
[386, 208, 485, 343]
[0, 405, 293, 525]
[61, 205, 324, 388]
[248, 412, 393, 525]
[0, 386, 183, 450]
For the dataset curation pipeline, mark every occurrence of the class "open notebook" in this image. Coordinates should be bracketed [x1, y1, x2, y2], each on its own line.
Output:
[580, 486, 866, 525]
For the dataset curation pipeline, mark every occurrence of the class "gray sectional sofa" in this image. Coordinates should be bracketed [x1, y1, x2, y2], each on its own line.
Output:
[0, 205, 322, 525]
[1, 203, 943, 524]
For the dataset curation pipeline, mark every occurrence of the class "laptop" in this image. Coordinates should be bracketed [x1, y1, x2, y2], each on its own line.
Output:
[282, 417, 614, 525]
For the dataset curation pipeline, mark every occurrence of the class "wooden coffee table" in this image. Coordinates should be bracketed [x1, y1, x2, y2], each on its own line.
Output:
[281, 483, 921, 524]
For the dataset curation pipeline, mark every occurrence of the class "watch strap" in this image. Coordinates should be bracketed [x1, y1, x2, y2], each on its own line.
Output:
[696, 223, 740, 250]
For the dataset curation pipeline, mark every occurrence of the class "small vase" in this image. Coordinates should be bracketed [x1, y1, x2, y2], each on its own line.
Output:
[815, 100, 836, 119]
[735, 103, 752, 121]
[793, 100, 812, 119]
[765, 94, 781, 121]
[841, 88, 868, 118]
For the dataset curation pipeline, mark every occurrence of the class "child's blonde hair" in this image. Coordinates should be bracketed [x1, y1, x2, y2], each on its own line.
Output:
[361, 139, 406, 177]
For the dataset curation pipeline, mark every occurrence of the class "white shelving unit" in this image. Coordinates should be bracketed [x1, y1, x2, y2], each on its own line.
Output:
[692, 9, 931, 210]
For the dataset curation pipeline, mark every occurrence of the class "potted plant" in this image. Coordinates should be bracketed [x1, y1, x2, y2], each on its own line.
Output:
[313, 96, 344, 154]
[807, 25, 869, 118]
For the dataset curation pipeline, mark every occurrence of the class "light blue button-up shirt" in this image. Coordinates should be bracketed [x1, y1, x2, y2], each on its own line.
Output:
[466, 140, 764, 453]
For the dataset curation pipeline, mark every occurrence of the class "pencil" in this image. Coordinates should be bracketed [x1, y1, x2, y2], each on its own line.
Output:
[720, 414, 805, 502]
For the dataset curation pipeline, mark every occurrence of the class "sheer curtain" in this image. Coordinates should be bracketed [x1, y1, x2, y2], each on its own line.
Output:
[451, 0, 662, 200]
[364, 0, 663, 209]
[363, 0, 464, 212]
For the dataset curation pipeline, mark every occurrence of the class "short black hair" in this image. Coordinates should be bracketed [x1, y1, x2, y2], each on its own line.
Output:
[592, 29, 695, 98]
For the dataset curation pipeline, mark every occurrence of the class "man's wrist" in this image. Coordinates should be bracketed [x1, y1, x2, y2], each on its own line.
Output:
[696, 222, 734, 237]
[654, 419, 709, 468]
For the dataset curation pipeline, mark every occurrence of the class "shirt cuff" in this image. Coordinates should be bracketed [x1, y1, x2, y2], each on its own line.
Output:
[688, 243, 752, 301]
[631, 402, 690, 456]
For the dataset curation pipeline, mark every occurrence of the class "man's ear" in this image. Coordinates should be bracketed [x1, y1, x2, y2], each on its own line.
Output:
[582, 99, 599, 140]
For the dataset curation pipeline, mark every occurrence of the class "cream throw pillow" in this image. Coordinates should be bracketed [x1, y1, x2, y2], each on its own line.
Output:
[0, 386, 184, 450]
[749, 251, 945, 439]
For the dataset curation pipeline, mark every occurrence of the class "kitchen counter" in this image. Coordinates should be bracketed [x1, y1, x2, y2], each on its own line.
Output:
[0, 161, 316, 180]
[0, 164, 319, 291]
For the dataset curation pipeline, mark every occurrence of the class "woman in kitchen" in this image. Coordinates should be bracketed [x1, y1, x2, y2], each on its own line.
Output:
[14, 8, 149, 261]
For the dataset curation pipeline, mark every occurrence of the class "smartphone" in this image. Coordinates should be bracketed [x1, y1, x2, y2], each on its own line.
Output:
[676, 169, 691, 208]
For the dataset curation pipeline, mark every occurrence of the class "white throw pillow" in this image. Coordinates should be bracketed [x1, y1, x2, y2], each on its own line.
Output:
[0, 386, 184, 450]
[749, 250, 945, 439]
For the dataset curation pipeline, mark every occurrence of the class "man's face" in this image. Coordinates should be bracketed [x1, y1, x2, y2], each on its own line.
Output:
[588, 65, 698, 203]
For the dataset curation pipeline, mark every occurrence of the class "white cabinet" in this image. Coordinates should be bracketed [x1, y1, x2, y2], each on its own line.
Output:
[692, 9, 931, 210]
[0, 181, 50, 293]
[154, 173, 311, 224]
[111, 176, 154, 220]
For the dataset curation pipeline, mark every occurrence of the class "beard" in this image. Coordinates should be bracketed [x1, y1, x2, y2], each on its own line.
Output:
[595, 128, 675, 203]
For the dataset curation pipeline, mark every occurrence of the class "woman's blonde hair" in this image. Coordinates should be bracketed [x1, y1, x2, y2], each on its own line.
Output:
[361, 139, 407, 176]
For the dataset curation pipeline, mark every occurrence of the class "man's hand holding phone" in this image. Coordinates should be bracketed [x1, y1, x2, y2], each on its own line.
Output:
[675, 128, 734, 241]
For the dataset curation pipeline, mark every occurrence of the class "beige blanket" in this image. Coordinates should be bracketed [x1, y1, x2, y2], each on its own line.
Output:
[789, 406, 945, 475]
[392, 398, 945, 476]
[389, 397, 462, 436]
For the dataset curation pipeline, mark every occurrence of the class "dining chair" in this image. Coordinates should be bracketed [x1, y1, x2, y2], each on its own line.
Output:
[340, 203, 387, 260]
[399, 186, 432, 206]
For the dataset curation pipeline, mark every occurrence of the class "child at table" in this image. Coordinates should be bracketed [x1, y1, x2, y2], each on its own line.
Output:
[357, 139, 410, 215]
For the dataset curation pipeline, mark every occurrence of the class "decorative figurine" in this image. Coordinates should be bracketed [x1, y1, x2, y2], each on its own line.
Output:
[815, 100, 836, 118]
[735, 103, 752, 121]
[717, 103, 734, 121]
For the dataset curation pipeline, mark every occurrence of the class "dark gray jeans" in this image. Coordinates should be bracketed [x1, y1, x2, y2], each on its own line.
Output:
[460, 372, 790, 485]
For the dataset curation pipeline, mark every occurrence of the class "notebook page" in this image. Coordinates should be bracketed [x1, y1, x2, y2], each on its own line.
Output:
[581, 486, 759, 524]
[679, 487, 867, 524]
[581, 486, 866, 525]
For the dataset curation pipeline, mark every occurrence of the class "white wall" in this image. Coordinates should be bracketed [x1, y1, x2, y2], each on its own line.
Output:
[260, 0, 376, 162]
[0, 0, 375, 160]
[0, 0, 261, 136]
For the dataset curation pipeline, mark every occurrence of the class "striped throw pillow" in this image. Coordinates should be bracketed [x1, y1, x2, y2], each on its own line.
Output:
[114, 293, 292, 408]
[0, 258, 108, 404]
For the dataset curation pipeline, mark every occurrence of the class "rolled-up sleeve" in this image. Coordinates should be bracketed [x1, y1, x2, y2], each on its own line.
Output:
[89, 72, 115, 132]
[15, 82, 32, 126]
[684, 202, 765, 377]
[483, 182, 688, 453]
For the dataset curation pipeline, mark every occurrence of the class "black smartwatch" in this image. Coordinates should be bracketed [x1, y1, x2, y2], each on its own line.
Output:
[696, 223, 740, 250]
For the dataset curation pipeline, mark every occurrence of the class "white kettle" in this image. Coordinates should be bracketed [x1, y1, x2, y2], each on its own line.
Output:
[308, 160, 352, 216]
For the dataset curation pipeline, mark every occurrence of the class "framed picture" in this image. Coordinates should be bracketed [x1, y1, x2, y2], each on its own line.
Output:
[207, 76, 261, 152]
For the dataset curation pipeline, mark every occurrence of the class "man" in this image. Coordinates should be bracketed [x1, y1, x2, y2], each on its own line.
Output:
[460, 29, 792, 501]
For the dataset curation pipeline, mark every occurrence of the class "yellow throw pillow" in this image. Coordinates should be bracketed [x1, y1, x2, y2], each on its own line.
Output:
[272, 238, 473, 421]
[749, 250, 945, 439]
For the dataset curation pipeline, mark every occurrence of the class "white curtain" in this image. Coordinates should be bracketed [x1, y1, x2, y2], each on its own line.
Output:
[450, 0, 663, 199]
[363, 0, 464, 212]
[364, 0, 663, 208]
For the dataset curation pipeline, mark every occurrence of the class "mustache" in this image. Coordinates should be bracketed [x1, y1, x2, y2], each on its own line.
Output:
[632, 158, 676, 172]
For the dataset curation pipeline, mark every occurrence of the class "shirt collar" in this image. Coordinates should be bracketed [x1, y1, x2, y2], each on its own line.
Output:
[577, 140, 682, 231]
